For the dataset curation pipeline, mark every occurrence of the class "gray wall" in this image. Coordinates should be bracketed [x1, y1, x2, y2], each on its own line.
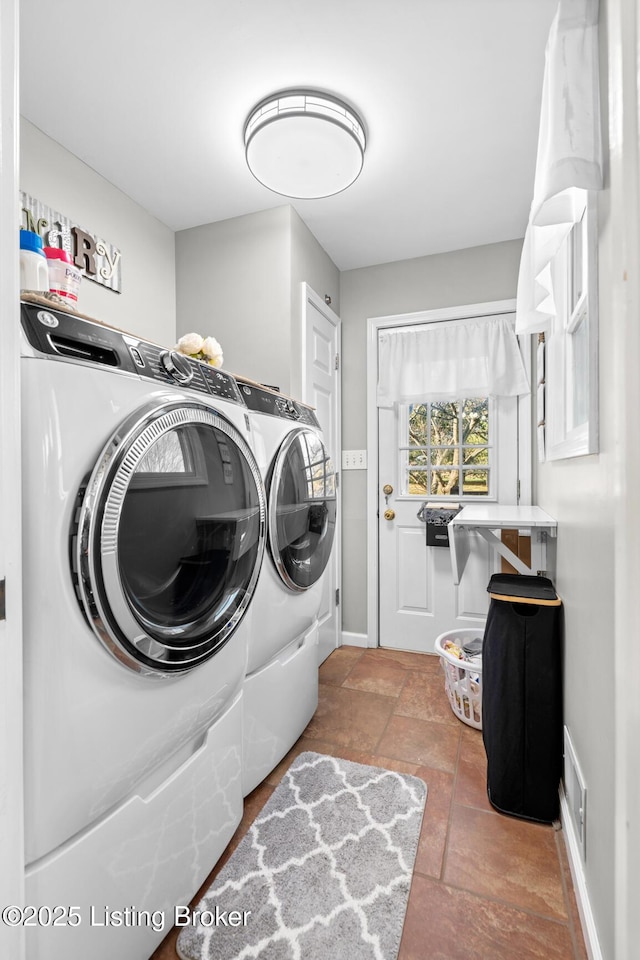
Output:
[339, 239, 523, 634]
[535, 232, 615, 956]
[532, 8, 616, 954]
[176, 206, 339, 394]
[20, 119, 176, 345]
[176, 207, 291, 388]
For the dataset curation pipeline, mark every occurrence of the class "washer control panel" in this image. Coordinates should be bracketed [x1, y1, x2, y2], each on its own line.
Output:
[20, 301, 244, 405]
[159, 349, 193, 384]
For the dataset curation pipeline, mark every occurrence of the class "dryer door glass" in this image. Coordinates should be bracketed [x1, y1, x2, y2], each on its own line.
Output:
[76, 402, 266, 674]
[269, 428, 336, 591]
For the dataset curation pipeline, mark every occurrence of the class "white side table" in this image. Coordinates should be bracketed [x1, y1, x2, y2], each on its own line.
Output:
[448, 505, 557, 585]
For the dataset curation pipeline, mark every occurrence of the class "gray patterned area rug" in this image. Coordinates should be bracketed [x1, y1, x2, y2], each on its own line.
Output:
[177, 751, 426, 960]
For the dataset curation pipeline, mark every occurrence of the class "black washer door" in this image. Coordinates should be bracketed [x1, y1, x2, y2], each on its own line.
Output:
[75, 399, 266, 674]
[268, 427, 336, 592]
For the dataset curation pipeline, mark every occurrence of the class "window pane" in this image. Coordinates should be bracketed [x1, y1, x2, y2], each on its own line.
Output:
[570, 214, 585, 312]
[462, 446, 489, 466]
[569, 314, 588, 429]
[408, 404, 428, 446]
[462, 469, 489, 496]
[430, 447, 455, 466]
[408, 449, 428, 467]
[462, 399, 489, 444]
[430, 401, 459, 446]
[408, 470, 428, 495]
[430, 469, 459, 496]
[402, 396, 491, 497]
[136, 428, 188, 474]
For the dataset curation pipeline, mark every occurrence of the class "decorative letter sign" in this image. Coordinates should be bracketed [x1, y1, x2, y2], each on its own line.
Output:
[20, 192, 122, 293]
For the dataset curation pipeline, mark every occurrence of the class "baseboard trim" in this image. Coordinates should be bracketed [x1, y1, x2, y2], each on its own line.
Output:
[340, 631, 371, 648]
[559, 784, 603, 960]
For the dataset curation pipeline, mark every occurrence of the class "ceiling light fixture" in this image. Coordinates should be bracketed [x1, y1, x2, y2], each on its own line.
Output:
[244, 90, 366, 200]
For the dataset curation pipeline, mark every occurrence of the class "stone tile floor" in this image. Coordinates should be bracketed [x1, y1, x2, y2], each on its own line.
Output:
[152, 646, 587, 960]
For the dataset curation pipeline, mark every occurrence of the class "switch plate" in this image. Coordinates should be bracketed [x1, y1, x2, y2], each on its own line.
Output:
[342, 449, 367, 470]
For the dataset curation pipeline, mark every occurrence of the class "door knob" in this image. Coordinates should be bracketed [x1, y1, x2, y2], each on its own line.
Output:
[382, 484, 393, 496]
[384, 508, 396, 521]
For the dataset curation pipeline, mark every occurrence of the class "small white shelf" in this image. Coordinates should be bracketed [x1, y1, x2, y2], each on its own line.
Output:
[448, 505, 557, 585]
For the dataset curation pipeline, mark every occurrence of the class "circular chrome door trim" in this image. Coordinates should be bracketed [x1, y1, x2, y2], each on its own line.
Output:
[75, 396, 266, 676]
[268, 426, 336, 593]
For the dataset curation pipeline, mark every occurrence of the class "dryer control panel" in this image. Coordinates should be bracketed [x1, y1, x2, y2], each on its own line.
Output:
[239, 381, 319, 427]
[20, 301, 244, 404]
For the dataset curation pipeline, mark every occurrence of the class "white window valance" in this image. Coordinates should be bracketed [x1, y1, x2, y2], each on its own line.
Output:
[516, 0, 602, 334]
[376, 315, 530, 406]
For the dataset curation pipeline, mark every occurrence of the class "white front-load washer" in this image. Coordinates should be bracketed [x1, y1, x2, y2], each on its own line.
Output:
[237, 379, 336, 796]
[20, 301, 266, 960]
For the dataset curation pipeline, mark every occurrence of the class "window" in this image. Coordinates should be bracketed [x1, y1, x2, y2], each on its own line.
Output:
[130, 425, 208, 488]
[545, 190, 598, 460]
[402, 397, 492, 498]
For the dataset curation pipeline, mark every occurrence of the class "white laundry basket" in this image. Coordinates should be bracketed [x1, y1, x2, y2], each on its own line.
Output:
[435, 628, 484, 729]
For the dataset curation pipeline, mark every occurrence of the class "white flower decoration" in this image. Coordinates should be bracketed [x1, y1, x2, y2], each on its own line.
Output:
[172, 331, 224, 368]
[201, 336, 224, 367]
[176, 332, 204, 355]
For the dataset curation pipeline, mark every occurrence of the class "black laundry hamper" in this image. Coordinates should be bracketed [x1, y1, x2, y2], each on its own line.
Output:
[482, 574, 563, 823]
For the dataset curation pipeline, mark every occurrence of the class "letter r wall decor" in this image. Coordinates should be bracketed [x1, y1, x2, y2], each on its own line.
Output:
[20, 191, 122, 293]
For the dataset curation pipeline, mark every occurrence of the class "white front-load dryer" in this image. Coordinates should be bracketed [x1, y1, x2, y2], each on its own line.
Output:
[20, 301, 266, 960]
[237, 380, 336, 795]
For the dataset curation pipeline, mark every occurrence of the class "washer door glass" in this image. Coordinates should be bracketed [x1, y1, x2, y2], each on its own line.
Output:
[76, 401, 265, 674]
[269, 428, 336, 591]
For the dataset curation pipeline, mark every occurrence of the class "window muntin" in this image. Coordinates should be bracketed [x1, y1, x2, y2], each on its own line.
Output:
[402, 398, 491, 498]
[545, 191, 598, 460]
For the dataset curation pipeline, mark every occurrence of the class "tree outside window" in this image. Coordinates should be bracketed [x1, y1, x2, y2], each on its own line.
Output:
[404, 398, 490, 497]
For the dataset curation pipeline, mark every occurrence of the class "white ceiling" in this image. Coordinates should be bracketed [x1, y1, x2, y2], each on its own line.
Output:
[19, 0, 557, 272]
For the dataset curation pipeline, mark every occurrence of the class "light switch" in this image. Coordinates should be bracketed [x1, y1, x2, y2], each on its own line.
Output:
[342, 450, 367, 470]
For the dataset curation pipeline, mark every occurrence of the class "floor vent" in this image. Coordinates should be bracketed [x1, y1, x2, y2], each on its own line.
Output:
[563, 726, 587, 858]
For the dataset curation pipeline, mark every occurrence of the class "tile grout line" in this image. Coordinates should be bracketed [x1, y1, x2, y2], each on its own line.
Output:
[411, 871, 576, 928]
[386, 658, 424, 957]
[336, 646, 365, 685]
[320, 646, 364, 687]
[436, 722, 463, 883]
[364, 663, 412, 756]
[394, 666, 414, 700]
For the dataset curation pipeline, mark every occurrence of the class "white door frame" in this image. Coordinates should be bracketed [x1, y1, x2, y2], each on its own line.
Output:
[366, 298, 530, 649]
[0, 0, 25, 956]
[300, 282, 342, 652]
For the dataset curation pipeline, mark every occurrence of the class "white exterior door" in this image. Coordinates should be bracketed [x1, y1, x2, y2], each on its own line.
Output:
[301, 283, 341, 664]
[377, 323, 520, 654]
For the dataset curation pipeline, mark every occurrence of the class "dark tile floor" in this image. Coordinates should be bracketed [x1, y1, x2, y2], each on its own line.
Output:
[152, 646, 588, 960]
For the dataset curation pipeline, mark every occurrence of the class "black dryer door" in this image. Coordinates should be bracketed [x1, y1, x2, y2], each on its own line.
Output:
[268, 427, 336, 592]
[74, 398, 266, 674]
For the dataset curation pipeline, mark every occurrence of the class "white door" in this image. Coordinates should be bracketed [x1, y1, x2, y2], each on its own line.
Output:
[378, 326, 520, 653]
[0, 1, 25, 957]
[301, 283, 341, 664]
